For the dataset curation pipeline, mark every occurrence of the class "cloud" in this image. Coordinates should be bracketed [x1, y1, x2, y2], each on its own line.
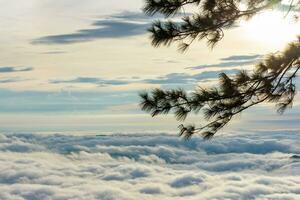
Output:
[187, 54, 261, 70]
[144, 69, 238, 85]
[139, 186, 161, 194]
[49, 69, 238, 88]
[50, 77, 130, 87]
[170, 174, 205, 188]
[41, 51, 66, 54]
[220, 54, 261, 61]
[32, 11, 155, 45]
[0, 67, 33, 73]
[0, 77, 28, 83]
[107, 11, 159, 22]
[0, 132, 299, 199]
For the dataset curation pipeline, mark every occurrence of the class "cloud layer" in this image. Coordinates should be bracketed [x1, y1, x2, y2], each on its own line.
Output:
[0, 132, 299, 199]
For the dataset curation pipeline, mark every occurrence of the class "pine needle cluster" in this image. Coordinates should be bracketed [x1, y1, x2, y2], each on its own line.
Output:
[144, 0, 283, 51]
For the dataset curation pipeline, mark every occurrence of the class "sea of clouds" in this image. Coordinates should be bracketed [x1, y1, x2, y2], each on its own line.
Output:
[0, 131, 299, 200]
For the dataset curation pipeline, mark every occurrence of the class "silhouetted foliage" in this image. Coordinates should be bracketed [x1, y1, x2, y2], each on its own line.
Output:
[140, 0, 300, 139]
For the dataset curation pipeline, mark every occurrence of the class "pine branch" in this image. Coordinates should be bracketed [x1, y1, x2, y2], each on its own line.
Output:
[140, 38, 300, 139]
[146, 0, 278, 49]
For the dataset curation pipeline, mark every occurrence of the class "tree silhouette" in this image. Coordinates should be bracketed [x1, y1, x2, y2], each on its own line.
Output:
[140, 0, 300, 139]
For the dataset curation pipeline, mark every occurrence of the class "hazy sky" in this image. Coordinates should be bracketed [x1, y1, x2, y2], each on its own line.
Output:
[0, 0, 300, 133]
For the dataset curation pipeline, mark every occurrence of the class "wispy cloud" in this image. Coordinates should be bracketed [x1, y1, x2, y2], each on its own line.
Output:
[50, 77, 130, 87]
[0, 67, 33, 73]
[0, 77, 28, 83]
[32, 11, 156, 45]
[49, 69, 237, 88]
[41, 51, 67, 55]
[187, 54, 261, 70]
[220, 54, 261, 61]
[144, 69, 238, 85]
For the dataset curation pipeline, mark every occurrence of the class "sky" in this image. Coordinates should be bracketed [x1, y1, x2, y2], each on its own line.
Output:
[0, 1, 300, 199]
[0, 0, 300, 133]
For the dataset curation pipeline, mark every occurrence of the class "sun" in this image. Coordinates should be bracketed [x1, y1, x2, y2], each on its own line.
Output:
[240, 10, 300, 48]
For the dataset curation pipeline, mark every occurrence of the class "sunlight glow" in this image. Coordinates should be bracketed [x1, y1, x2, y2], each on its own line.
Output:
[241, 11, 300, 48]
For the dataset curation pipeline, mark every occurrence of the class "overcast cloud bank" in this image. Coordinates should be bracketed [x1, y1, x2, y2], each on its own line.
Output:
[0, 132, 299, 200]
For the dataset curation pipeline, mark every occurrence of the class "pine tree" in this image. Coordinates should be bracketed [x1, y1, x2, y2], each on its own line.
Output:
[140, 0, 300, 139]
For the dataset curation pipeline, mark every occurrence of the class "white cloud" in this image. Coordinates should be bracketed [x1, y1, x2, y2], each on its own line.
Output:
[0, 132, 299, 199]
